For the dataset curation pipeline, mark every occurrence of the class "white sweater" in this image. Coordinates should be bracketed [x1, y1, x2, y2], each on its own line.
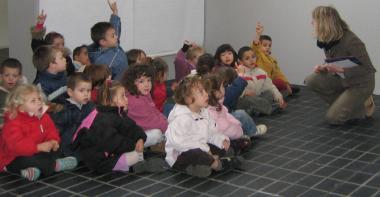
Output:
[165, 104, 229, 167]
[242, 67, 283, 101]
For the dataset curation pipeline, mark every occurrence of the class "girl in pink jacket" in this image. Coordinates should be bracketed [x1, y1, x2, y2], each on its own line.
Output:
[123, 64, 168, 147]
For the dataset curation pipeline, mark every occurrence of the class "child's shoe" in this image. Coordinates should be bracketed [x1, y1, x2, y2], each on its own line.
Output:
[55, 156, 78, 172]
[253, 124, 267, 137]
[185, 165, 212, 178]
[132, 158, 169, 174]
[20, 167, 41, 181]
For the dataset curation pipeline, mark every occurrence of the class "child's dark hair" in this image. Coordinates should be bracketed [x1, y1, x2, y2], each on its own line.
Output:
[238, 46, 253, 60]
[259, 35, 272, 42]
[67, 72, 92, 90]
[98, 81, 125, 106]
[73, 45, 87, 58]
[196, 53, 215, 76]
[214, 66, 237, 86]
[0, 58, 22, 74]
[203, 74, 223, 111]
[126, 49, 146, 65]
[83, 64, 110, 88]
[32, 45, 60, 71]
[151, 57, 168, 82]
[122, 64, 154, 95]
[174, 75, 205, 105]
[214, 44, 238, 67]
[45, 32, 64, 45]
[91, 22, 114, 45]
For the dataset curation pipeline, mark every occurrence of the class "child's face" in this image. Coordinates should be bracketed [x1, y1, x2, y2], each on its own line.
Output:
[75, 48, 91, 66]
[134, 75, 152, 95]
[68, 81, 92, 105]
[52, 51, 67, 72]
[214, 83, 225, 100]
[189, 51, 203, 66]
[189, 84, 209, 110]
[102, 28, 118, 48]
[52, 37, 65, 51]
[220, 51, 234, 66]
[260, 40, 272, 55]
[20, 91, 43, 116]
[112, 87, 128, 109]
[240, 50, 257, 69]
[0, 67, 21, 90]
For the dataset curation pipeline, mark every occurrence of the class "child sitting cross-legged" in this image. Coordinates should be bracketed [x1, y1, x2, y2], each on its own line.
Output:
[165, 75, 243, 178]
[0, 84, 77, 181]
[73, 82, 168, 174]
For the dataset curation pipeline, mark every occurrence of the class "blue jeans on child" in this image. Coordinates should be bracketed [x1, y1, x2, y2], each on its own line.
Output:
[231, 110, 257, 137]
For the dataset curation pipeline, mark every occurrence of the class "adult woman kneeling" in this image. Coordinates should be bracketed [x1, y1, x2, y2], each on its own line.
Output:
[305, 6, 376, 125]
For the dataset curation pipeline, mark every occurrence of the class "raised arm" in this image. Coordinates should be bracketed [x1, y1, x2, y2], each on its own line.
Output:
[31, 10, 47, 52]
[108, 0, 121, 42]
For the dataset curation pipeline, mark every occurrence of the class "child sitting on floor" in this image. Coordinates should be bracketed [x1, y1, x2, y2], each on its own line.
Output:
[73, 82, 168, 174]
[165, 75, 243, 177]
[0, 84, 77, 181]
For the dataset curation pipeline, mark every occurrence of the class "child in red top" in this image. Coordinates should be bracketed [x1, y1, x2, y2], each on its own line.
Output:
[151, 57, 177, 114]
[0, 84, 77, 181]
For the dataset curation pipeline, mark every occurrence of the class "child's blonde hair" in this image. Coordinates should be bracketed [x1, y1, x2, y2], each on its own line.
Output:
[98, 81, 125, 106]
[186, 46, 204, 61]
[312, 6, 349, 42]
[174, 75, 206, 105]
[5, 84, 46, 119]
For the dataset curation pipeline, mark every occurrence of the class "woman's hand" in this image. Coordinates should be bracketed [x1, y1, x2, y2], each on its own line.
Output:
[325, 64, 344, 73]
[313, 64, 327, 73]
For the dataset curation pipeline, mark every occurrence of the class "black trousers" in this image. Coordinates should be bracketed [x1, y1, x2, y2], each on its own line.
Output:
[173, 144, 226, 171]
[6, 152, 59, 177]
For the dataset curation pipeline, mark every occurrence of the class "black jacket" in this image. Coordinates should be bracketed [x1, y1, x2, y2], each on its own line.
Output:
[75, 105, 147, 173]
[50, 99, 95, 158]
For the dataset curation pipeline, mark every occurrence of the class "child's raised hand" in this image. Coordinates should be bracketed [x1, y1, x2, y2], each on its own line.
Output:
[37, 141, 53, 152]
[223, 139, 230, 151]
[256, 22, 264, 35]
[235, 62, 245, 76]
[135, 139, 144, 153]
[108, 0, 118, 15]
[37, 10, 47, 25]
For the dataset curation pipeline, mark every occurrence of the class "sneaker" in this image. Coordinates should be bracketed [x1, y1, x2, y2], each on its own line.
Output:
[220, 156, 243, 171]
[231, 137, 251, 155]
[132, 158, 169, 174]
[185, 165, 212, 178]
[20, 167, 41, 181]
[253, 124, 267, 137]
[365, 95, 375, 118]
[55, 156, 78, 172]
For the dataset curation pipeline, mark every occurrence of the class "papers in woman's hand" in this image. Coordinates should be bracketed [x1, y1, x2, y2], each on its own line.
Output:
[325, 56, 361, 68]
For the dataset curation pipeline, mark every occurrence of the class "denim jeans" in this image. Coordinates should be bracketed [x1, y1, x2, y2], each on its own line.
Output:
[231, 110, 257, 137]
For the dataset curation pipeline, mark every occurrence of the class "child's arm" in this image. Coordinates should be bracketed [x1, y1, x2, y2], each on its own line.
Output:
[253, 22, 264, 46]
[98, 125, 143, 154]
[207, 117, 230, 150]
[44, 114, 61, 143]
[3, 123, 40, 156]
[223, 76, 247, 111]
[174, 41, 192, 81]
[31, 10, 47, 52]
[108, 1, 121, 43]
[122, 116, 148, 143]
[260, 70, 286, 108]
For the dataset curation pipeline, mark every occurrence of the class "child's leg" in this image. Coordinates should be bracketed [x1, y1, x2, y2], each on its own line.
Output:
[6, 152, 57, 179]
[55, 156, 78, 172]
[231, 110, 267, 137]
[237, 96, 273, 115]
[272, 79, 288, 91]
[113, 151, 140, 172]
[172, 149, 214, 177]
[144, 129, 164, 147]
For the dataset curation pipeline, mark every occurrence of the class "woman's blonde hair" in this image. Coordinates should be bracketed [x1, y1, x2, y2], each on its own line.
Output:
[312, 6, 349, 42]
[4, 84, 46, 119]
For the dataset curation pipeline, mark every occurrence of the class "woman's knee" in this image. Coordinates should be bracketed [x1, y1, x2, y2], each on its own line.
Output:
[304, 73, 321, 89]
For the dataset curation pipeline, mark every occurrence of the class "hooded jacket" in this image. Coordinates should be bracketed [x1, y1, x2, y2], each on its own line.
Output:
[0, 110, 60, 171]
[165, 104, 228, 166]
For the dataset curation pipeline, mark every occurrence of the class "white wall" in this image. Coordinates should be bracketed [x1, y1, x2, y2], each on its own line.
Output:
[0, 0, 9, 48]
[205, 0, 380, 94]
[8, 0, 39, 81]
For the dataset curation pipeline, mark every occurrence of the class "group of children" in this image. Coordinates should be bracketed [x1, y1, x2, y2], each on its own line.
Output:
[0, 1, 300, 180]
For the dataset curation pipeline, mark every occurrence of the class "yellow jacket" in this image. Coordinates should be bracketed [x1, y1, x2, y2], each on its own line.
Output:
[251, 43, 289, 84]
